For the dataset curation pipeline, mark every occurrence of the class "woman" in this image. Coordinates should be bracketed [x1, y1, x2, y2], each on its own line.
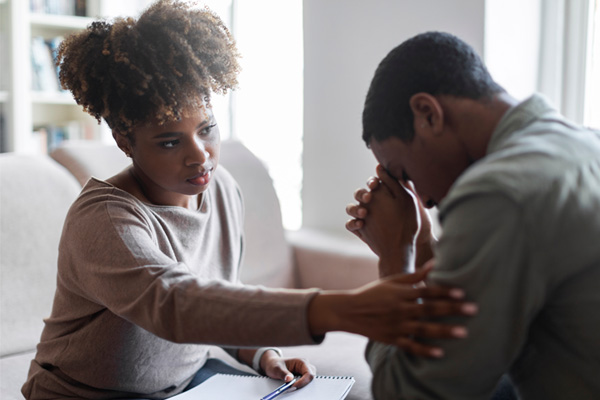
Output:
[22, 1, 476, 398]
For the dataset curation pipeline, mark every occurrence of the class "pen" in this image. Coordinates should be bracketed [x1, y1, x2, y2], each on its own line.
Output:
[260, 377, 298, 400]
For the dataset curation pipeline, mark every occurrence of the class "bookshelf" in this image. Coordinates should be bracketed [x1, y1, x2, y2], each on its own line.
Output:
[1, 0, 157, 153]
[29, 13, 95, 30]
[0, 0, 162, 153]
[1, 0, 111, 154]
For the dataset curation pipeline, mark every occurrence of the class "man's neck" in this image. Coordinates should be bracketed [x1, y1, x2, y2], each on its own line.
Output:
[438, 92, 518, 162]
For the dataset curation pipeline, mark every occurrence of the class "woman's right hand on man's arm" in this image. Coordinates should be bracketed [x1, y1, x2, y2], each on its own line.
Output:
[306, 264, 477, 358]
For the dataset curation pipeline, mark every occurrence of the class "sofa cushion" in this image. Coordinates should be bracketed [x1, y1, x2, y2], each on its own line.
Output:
[0, 154, 81, 356]
[49, 140, 131, 186]
[0, 351, 35, 399]
[217, 140, 296, 288]
[288, 228, 378, 290]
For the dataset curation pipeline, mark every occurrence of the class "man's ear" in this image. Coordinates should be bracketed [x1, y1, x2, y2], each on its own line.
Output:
[409, 93, 444, 136]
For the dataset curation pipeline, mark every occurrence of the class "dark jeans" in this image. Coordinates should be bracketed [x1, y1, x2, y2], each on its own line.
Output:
[128, 358, 254, 400]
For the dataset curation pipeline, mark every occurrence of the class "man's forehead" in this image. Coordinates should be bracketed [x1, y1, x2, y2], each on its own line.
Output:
[369, 136, 407, 158]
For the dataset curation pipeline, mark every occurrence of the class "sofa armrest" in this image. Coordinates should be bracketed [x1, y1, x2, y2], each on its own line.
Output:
[287, 229, 378, 290]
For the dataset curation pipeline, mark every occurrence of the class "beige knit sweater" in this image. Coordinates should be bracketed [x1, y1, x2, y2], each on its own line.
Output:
[23, 167, 319, 399]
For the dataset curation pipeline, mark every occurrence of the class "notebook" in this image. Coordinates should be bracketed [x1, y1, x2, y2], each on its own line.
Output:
[172, 373, 355, 400]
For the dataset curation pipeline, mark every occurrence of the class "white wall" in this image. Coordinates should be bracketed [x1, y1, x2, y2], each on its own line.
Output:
[484, 0, 541, 100]
[302, 0, 485, 237]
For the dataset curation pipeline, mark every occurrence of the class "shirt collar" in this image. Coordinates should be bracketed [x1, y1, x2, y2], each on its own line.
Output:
[487, 94, 559, 154]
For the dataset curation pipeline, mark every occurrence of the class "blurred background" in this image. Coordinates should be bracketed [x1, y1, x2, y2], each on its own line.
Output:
[1, 0, 598, 237]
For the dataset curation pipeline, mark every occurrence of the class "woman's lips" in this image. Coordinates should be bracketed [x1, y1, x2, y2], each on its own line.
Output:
[187, 170, 211, 186]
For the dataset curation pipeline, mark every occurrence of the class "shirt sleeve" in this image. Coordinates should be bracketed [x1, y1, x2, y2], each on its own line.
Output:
[366, 189, 547, 399]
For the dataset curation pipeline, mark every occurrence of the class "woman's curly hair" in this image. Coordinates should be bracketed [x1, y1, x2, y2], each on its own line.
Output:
[56, 0, 240, 136]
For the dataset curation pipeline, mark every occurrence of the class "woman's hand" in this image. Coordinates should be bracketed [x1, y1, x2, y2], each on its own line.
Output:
[308, 264, 478, 358]
[260, 351, 316, 389]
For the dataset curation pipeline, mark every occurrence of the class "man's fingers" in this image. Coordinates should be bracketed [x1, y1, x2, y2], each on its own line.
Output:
[345, 218, 364, 232]
[376, 165, 402, 191]
[346, 203, 367, 219]
[353, 187, 372, 203]
[366, 176, 380, 190]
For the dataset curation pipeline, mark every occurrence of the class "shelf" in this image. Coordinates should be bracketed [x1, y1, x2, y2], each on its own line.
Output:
[31, 91, 77, 105]
[30, 13, 95, 31]
[3, 1, 110, 153]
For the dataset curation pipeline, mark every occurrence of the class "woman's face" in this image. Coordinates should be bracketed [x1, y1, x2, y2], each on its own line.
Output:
[126, 100, 220, 209]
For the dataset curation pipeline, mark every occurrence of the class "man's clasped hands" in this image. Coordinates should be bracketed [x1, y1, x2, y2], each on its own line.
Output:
[343, 164, 478, 358]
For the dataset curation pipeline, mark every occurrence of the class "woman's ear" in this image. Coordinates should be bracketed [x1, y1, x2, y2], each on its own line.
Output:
[409, 93, 444, 136]
[113, 132, 133, 158]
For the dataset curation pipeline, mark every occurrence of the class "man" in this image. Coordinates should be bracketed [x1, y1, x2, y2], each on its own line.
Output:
[346, 31, 600, 399]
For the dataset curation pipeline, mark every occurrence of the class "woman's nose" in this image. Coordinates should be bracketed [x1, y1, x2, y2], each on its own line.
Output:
[185, 138, 209, 166]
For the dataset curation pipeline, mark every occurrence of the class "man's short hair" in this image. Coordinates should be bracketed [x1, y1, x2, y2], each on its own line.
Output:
[362, 31, 504, 145]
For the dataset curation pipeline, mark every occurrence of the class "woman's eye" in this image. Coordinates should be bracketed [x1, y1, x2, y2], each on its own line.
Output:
[200, 124, 217, 136]
[160, 140, 179, 148]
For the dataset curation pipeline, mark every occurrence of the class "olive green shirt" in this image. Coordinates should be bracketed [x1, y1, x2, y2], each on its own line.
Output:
[367, 95, 600, 399]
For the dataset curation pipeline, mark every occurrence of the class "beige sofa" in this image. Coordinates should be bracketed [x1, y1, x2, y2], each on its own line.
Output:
[0, 139, 378, 399]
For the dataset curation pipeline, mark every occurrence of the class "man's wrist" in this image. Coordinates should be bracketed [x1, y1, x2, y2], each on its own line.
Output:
[379, 244, 415, 277]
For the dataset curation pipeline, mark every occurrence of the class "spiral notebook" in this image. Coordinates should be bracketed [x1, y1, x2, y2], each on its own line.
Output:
[172, 373, 355, 400]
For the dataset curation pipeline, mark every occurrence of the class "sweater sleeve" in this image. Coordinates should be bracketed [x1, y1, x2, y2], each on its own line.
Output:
[367, 190, 546, 400]
[59, 186, 319, 348]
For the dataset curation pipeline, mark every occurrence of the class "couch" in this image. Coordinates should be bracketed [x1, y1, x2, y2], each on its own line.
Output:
[0, 139, 378, 399]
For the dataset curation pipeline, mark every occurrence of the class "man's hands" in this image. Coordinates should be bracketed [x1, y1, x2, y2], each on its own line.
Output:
[260, 351, 316, 389]
[346, 165, 420, 256]
[303, 166, 476, 359]
[346, 165, 435, 275]
[307, 264, 477, 358]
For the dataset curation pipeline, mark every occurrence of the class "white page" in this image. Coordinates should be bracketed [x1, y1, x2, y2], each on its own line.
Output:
[172, 374, 355, 400]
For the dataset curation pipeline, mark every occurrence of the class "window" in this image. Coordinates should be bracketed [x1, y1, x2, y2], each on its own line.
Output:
[584, 0, 600, 129]
[536, 0, 598, 126]
[230, 0, 303, 230]
[157, 0, 304, 231]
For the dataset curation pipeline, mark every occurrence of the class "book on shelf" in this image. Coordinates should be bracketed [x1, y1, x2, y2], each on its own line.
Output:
[30, 0, 87, 17]
[31, 36, 68, 93]
[31, 36, 60, 92]
[33, 120, 96, 154]
[46, 36, 68, 92]
[31, 127, 49, 155]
